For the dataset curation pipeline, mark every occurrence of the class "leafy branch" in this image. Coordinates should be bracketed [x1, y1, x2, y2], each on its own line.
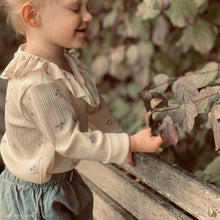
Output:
[141, 62, 220, 150]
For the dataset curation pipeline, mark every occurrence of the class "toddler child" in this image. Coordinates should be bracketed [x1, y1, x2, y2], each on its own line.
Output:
[0, 0, 162, 219]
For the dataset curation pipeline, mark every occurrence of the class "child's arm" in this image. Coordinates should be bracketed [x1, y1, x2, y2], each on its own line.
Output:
[127, 128, 162, 164]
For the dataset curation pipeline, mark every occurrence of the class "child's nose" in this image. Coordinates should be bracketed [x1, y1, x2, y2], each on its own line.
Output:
[83, 11, 92, 23]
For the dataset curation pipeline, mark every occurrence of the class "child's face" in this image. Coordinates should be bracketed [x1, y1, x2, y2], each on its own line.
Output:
[38, 0, 92, 49]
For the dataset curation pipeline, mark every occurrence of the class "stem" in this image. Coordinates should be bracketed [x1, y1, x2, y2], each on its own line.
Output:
[154, 91, 220, 113]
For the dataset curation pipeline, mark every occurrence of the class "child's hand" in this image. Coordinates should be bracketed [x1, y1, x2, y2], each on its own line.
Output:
[127, 128, 163, 165]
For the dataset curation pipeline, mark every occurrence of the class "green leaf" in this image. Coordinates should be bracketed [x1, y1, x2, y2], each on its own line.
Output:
[175, 26, 193, 53]
[153, 52, 176, 76]
[91, 55, 109, 82]
[191, 20, 218, 54]
[110, 96, 130, 119]
[136, 1, 160, 20]
[173, 79, 199, 104]
[166, 0, 197, 28]
[194, 87, 219, 113]
[126, 44, 139, 65]
[137, 41, 154, 63]
[152, 15, 170, 46]
[127, 82, 141, 99]
[174, 102, 197, 133]
[103, 10, 118, 29]
[152, 74, 169, 93]
[204, 156, 220, 180]
[184, 62, 219, 88]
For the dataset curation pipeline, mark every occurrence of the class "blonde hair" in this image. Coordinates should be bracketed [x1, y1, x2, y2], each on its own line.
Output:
[1, 0, 44, 36]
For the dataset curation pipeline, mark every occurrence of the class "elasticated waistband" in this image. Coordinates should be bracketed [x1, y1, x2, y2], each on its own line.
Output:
[1, 167, 78, 188]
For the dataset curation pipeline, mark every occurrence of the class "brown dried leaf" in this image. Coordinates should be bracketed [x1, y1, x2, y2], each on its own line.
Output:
[159, 116, 178, 146]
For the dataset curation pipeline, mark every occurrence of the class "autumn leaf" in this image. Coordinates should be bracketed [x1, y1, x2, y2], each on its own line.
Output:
[173, 78, 199, 104]
[174, 102, 197, 133]
[159, 116, 178, 146]
[184, 62, 219, 88]
[194, 87, 219, 113]
[152, 74, 170, 93]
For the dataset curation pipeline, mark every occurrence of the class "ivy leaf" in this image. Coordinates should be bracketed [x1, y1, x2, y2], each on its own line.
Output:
[191, 20, 217, 54]
[136, 1, 160, 20]
[184, 62, 219, 89]
[166, 0, 197, 28]
[173, 79, 199, 104]
[209, 106, 220, 151]
[159, 116, 178, 146]
[152, 74, 169, 93]
[194, 87, 219, 114]
[174, 102, 197, 133]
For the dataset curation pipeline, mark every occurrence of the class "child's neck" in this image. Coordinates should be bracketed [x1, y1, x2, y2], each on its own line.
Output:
[24, 41, 73, 74]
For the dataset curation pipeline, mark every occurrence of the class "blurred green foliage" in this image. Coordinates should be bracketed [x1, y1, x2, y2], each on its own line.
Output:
[80, 0, 220, 186]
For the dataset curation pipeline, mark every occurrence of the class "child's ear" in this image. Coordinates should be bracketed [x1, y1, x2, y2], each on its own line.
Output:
[21, 4, 41, 27]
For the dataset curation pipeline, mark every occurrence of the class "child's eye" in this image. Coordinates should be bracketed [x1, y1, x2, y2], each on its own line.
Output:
[71, 8, 80, 13]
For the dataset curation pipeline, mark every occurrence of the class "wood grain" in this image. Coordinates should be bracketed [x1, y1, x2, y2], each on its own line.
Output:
[78, 160, 193, 220]
[121, 153, 220, 220]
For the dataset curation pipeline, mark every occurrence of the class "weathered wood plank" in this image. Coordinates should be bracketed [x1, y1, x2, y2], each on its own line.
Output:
[121, 153, 220, 220]
[78, 160, 193, 220]
[82, 176, 137, 220]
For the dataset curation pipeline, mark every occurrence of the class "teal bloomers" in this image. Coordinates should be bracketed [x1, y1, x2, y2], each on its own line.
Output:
[0, 167, 93, 220]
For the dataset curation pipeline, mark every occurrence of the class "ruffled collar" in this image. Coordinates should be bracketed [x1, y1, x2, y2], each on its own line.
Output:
[1, 44, 99, 107]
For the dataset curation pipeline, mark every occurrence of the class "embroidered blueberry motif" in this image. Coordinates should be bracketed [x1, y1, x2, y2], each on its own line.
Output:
[66, 77, 71, 82]
[89, 134, 97, 143]
[30, 165, 39, 174]
[56, 122, 65, 130]
[38, 140, 44, 147]
[55, 89, 63, 98]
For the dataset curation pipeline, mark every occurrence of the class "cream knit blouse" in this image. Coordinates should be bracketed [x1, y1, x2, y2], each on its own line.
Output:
[0, 45, 129, 184]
